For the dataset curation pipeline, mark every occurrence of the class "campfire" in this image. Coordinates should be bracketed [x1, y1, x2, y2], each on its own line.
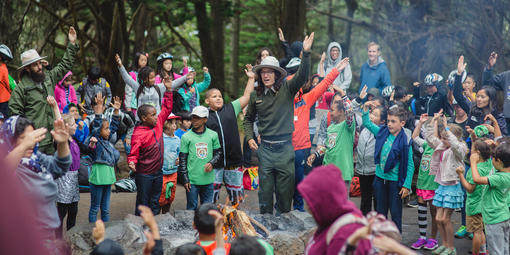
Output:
[219, 197, 269, 242]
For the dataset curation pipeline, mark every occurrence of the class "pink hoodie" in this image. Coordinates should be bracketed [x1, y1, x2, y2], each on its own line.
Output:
[298, 164, 372, 255]
[54, 71, 78, 112]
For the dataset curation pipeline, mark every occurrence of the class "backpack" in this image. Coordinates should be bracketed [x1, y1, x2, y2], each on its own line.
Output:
[78, 155, 93, 192]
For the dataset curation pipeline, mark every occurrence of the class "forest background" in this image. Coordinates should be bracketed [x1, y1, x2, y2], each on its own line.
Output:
[1, 0, 510, 102]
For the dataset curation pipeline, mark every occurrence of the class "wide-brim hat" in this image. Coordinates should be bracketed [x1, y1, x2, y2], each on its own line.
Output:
[18, 49, 46, 70]
[253, 56, 287, 85]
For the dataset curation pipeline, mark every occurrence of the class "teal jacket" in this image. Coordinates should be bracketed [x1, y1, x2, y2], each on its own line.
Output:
[177, 72, 211, 112]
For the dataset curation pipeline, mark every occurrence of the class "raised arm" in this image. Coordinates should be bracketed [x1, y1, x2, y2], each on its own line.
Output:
[482, 52, 505, 91]
[361, 102, 380, 135]
[116, 54, 140, 91]
[47, 96, 61, 120]
[287, 32, 314, 95]
[470, 152, 489, 185]
[456, 166, 476, 193]
[47, 27, 79, 86]
[339, 64, 352, 90]
[239, 64, 256, 109]
[423, 115, 441, 149]
[196, 68, 211, 93]
[452, 56, 471, 113]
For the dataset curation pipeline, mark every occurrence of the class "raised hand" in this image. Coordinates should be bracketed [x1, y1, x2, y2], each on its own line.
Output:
[482, 124, 495, 134]
[302, 32, 315, 52]
[244, 64, 255, 79]
[94, 92, 106, 114]
[359, 85, 368, 100]
[457, 55, 467, 75]
[419, 113, 429, 124]
[488, 51, 498, 68]
[320, 52, 326, 63]
[51, 119, 70, 143]
[278, 27, 285, 42]
[163, 76, 173, 91]
[21, 128, 47, 150]
[68, 26, 77, 44]
[182, 56, 188, 67]
[335, 57, 350, 71]
[115, 54, 123, 67]
[484, 113, 496, 124]
[202, 67, 209, 73]
[470, 149, 480, 163]
[413, 81, 421, 87]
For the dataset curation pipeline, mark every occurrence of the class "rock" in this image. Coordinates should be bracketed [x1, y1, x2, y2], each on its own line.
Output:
[268, 231, 306, 255]
[124, 214, 144, 227]
[154, 213, 181, 235]
[174, 210, 195, 229]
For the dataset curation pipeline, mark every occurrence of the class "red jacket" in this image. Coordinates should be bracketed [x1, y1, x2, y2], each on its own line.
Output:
[0, 63, 12, 103]
[292, 68, 339, 150]
[128, 91, 173, 174]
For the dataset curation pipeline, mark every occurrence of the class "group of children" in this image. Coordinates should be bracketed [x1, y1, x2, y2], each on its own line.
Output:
[3, 26, 510, 255]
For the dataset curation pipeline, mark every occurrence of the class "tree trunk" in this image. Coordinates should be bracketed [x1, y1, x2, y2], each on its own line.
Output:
[343, 0, 357, 57]
[280, 0, 306, 43]
[194, 0, 226, 92]
[133, 3, 151, 54]
[230, 0, 241, 97]
[327, 0, 335, 42]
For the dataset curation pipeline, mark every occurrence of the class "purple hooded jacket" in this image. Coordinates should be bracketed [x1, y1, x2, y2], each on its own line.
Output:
[298, 164, 372, 255]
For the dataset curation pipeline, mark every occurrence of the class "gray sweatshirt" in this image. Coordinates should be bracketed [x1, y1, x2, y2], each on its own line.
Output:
[316, 42, 352, 90]
[16, 153, 72, 230]
[119, 66, 186, 114]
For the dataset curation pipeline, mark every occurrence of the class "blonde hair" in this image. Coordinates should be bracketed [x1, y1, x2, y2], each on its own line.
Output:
[367, 42, 380, 51]
[446, 123, 463, 141]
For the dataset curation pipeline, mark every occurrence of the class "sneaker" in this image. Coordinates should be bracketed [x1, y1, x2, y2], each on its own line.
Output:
[424, 238, 439, 250]
[411, 238, 427, 250]
[454, 225, 467, 238]
[432, 245, 447, 255]
[407, 199, 419, 208]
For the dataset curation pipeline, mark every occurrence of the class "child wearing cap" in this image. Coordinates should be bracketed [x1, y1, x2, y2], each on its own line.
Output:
[127, 81, 173, 216]
[159, 114, 181, 214]
[178, 106, 222, 210]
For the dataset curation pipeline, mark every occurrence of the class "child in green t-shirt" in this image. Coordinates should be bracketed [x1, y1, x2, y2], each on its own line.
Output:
[469, 141, 510, 255]
[411, 114, 439, 250]
[178, 106, 222, 210]
[456, 139, 493, 255]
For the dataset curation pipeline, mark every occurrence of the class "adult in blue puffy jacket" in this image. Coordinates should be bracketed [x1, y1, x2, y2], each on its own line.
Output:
[359, 42, 392, 93]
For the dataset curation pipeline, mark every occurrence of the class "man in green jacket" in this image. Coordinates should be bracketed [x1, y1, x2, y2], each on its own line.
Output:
[9, 27, 79, 154]
[244, 32, 314, 214]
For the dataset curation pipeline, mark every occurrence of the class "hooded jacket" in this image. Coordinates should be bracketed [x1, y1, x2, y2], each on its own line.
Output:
[54, 71, 78, 112]
[0, 62, 12, 103]
[317, 42, 352, 90]
[9, 43, 79, 154]
[178, 72, 211, 112]
[359, 56, 392, 92]
[77, 77, 112, 116]
[298, 165, 372, 255]
[413, 80, 450, 116]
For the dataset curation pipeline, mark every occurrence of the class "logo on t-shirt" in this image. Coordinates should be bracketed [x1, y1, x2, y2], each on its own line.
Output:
[420, 155, 431, 172]
[327, 133, 337, 148]
[195, 142, 208, 159]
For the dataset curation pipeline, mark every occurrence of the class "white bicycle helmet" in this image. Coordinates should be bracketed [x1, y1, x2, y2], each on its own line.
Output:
[447, 69, 467, 86]
[424, 73, 443, 86]
[157, 52, 173, 63]
[0, 44, 13, 61]
[382, 85, 395, 98]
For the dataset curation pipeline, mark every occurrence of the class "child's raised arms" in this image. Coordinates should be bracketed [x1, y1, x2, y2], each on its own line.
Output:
[470, 152, 489, 185]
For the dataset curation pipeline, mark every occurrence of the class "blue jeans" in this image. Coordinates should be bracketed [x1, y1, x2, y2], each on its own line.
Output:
[186, 183, 214, 210]
[89, 184, 111, 223]
[135, 171, 163, 215]
[373, 176, 403, 232]
[293, 148, 310, 211]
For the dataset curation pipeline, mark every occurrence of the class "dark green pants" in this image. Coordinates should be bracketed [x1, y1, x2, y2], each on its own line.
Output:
[257, 141, 295, 214]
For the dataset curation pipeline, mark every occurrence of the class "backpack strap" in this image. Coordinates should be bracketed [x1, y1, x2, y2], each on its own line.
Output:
[327, 112, 331, 127]
[326, 213, 367, 246]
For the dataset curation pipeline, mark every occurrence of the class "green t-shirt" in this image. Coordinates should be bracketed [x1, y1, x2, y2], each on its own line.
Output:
[323, 120, 355, 181]
[482, 171, 510, 224]
[417, 142, 439, 191]
[232, 99, 242, 116]
[89, 163, 116, 185]
[465, 160, 493, 216]
[180, 128, 221, 185]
